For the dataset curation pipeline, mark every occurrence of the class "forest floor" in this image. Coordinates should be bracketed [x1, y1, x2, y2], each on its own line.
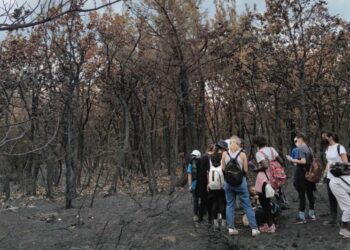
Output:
[1, 176, 350, 250]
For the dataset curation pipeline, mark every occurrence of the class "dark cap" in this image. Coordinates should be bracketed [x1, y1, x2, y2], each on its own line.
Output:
[216, 139, 228, 150]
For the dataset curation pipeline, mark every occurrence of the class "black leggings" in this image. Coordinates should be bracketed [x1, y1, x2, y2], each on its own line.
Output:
[326, 178, 338, 219]
[294, 166, 315, 212]
[209, 190, 226, 220]
[198, 194, 211, 222]
[298, 184, 315, 211]
[258, 183, 273, 227]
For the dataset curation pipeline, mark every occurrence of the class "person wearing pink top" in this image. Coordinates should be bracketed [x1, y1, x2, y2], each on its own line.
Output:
[253, 135, 284, 233]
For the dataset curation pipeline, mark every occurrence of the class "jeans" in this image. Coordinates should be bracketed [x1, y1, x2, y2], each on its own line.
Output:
[224, 177, 258, 229]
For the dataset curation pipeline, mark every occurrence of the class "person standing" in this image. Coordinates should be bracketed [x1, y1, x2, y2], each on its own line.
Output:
[187, 150, 201, 222]
[206, 141, 227, 229]
[290, 133, 316, 223]
[329, 165, 350, 238]
[322, 131, 348, 225]
[253, 135, 283, 233]
[221, 136, 260, 237]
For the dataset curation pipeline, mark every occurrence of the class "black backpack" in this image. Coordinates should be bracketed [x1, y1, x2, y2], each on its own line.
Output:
[224, 150, 244, 186]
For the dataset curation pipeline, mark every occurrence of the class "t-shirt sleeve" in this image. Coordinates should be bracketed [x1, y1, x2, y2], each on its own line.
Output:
[272, 147, 279, 158]
[339, 145, 347, 155]
[291, 148, 299, 159]
[187, 164, 192, 174]
[256, 152, 265, 163]
[299, 148, 307, 160]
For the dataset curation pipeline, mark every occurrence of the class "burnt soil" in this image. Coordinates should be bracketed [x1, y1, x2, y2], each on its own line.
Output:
[1, 180, 350, 250]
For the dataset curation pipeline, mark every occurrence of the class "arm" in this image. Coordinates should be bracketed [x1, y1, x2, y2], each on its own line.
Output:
[187, 164, 192, 190]
[241, 152, 248, 173]
[221, 151, 227, 171]
[188, 174, 192, 187]
[341, 153, 348, 164]
[292, 158, 306, 165]
[276, 155, 284, 165]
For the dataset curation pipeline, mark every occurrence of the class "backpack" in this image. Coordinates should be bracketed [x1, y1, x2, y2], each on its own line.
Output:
[259, 148, 287, 189]
[208, 158, 224, 190]
[305, 146, 322, 183]
[330, 162, 350, 177]
[224, 150, 244, 186]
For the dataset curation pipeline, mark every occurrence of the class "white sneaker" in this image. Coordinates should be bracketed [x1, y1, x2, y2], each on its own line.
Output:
[218, 213, 222, 220]
[252, 229, 261, 237]
[193, 215, 199, 222]
[340, 228, 350, 238]
[221, 219, 227, 228]
[228, 228, 239, 235]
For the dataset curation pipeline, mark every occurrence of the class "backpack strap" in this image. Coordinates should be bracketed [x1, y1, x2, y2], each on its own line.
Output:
[339, 176, 350, 187]
[270, 148, 277, 161]
[234, 150, 243, 160]
[337, 144, 341, 156]
[226, 150, 244, 173]
[227, 150, 242, 161]
[306, 145, 314, 164]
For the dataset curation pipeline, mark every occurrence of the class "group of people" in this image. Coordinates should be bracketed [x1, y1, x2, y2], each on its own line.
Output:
[187, 132, 350, 238]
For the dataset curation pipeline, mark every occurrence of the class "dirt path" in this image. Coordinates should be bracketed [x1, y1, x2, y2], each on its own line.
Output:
[1, 181, 350, 250]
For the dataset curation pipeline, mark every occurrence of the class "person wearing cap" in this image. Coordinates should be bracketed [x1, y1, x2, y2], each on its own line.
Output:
[187, 149, 201, 222]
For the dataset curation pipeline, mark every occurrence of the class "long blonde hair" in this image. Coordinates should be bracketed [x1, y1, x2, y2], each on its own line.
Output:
[229, 135, 242, 152]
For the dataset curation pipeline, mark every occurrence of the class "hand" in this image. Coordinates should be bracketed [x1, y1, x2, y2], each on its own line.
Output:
[286, 155, 293, 162]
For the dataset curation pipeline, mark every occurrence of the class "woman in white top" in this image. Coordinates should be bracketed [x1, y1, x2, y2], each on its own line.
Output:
[322, 131, 348, 226]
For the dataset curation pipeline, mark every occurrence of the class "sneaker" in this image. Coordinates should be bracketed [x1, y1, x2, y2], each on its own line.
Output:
[340, 228, 350, 238]
[267, 224, 276, 233]
[221, 219, 227, 228]
[213, 219, 219, 230]
[307, 210, 316, 221]
[193, 215, 199, 222]
[228, 228, 239, 236]
[218, 213, 222, 220]
[259, 224, 269, 233]
[295, 212, 307, 224]
[252, 229, 261, 237]
[323, 219, 337, 226]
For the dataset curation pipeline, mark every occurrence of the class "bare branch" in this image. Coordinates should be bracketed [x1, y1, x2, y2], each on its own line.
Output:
[0, 0, 123, 31]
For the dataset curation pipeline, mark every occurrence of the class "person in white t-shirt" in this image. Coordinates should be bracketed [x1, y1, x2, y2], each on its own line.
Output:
[321, 131, 348, 226]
